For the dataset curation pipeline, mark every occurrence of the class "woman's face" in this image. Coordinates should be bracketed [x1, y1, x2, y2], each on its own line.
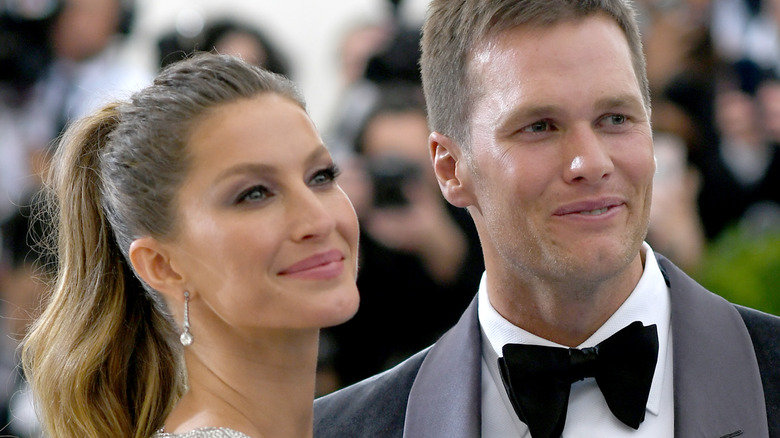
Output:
[166, 94, 359, 336]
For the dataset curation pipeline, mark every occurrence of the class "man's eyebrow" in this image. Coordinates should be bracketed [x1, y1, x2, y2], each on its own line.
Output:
[495, 104, 562, 132]
[511, 105, 560, 120]
[593, 94, 646, 112]
[495, 93, 647, 131]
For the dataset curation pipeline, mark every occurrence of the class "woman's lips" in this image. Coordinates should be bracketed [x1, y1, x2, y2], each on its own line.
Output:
[279, 249, 345, 280]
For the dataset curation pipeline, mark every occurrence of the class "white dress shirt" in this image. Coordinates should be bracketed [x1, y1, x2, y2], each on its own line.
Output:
[479, 243, 674, 437]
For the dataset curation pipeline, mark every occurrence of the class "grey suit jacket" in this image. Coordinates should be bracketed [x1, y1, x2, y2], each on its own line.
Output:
[314, 255, 780, 437]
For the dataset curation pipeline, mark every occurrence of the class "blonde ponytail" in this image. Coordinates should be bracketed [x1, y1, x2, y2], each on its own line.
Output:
[22, 105, 184, 438]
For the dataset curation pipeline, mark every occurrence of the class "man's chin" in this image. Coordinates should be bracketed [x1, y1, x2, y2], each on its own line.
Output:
[546, 240, 643, 284]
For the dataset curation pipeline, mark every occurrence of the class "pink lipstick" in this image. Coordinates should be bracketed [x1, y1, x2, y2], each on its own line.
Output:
[279, 249, 345, 280]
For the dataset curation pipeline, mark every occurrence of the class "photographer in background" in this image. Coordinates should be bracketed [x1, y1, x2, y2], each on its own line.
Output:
[157, 17, 291, 77]
[0, 1, 56, 93]
[327, 85, 484, 386]
[1, 0, 152, 221]
[0, 0, 58, 222]
[33, 0, 152, 138]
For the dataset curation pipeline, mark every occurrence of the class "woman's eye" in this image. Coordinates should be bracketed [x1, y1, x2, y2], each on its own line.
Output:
[310, 164, 341, 186]
[236, 185, 270, 204]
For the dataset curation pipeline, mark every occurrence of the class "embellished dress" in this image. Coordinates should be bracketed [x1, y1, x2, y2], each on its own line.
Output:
[153, 427, 252, 437]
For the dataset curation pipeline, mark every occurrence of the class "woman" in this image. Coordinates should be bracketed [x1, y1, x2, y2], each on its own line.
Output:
[21, 53, 360, 438]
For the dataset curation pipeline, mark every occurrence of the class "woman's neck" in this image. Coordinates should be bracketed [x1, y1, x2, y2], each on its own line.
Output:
[164, 328, 320, 438]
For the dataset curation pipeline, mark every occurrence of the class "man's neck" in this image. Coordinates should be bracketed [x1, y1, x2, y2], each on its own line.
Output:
[486, 252, 645, 347]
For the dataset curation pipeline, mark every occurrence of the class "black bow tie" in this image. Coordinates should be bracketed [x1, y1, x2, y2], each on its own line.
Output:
[497, 321, 659, 438]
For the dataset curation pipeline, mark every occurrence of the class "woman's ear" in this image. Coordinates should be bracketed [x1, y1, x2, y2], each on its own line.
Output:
[129, 237, 183, 299]
[429, 131, 476, 208]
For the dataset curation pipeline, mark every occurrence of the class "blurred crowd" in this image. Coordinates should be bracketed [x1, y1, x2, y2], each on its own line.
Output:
[1, 0, 779, 435]
[641, 0, 780, 271]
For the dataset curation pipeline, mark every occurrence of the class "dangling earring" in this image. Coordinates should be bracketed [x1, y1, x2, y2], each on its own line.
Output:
[180, 291, 193, 346]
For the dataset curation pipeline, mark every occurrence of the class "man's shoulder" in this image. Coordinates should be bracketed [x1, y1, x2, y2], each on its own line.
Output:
[736, 304, 780, 339]
[735, 305, 780, 381]
[314, 347, 430, 438]
[735, 305, 780, 420]
[659, 253, 779, 372]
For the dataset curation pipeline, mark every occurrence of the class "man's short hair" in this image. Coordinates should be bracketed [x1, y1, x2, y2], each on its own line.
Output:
[420, 0, 649, 148]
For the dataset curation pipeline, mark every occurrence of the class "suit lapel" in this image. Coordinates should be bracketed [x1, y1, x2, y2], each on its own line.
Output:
[403, 296, 482, 438]
[402, 257, 770, 438]
[661, 256, 769, 437]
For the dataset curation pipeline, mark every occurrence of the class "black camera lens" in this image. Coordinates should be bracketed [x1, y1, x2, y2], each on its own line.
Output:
[368, 155, 420, 208]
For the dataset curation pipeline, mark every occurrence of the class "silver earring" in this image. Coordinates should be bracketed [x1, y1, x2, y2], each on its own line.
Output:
[180, 291, 193, 346]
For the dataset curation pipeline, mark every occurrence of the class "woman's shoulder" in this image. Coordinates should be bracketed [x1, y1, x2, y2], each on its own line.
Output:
[153, 427, 252, 438]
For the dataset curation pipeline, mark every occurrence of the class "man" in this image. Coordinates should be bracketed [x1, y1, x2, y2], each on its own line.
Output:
[314, 1, 780, 437]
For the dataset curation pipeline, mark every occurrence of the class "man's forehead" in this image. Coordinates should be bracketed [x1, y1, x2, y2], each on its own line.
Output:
[465, 15, 642, 105]
[468, 13, 628, 64]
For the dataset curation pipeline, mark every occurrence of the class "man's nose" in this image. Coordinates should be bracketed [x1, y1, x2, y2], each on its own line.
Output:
[561, 124, 614, 184]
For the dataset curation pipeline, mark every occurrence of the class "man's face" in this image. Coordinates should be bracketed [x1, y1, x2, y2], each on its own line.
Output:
[462, 14, 655, 290]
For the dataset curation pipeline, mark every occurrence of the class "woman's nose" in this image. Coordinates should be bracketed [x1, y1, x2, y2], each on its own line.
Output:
[288, 188, 337, 242]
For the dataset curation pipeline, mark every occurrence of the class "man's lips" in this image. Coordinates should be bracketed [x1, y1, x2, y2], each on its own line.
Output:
[279, 249, 345, 275]
[553, 198, 626, 216]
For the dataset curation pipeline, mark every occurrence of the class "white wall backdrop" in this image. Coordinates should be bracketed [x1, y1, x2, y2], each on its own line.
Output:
[126, 0, 429, 130]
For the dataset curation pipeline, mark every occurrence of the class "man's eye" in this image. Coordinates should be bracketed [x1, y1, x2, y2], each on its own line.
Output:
[607, 114, 627, 125]
[523, 121, 550, 133]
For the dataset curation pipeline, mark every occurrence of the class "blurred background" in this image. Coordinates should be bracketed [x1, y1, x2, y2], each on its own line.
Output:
[1, 0, 779, 435]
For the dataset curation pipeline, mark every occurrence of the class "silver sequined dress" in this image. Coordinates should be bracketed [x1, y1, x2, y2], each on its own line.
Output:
[153, 427, 251, 437]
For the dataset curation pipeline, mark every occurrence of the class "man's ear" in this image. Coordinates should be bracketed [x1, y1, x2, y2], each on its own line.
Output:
[429, 131, 476, 208]
[129, 237, 184, 299]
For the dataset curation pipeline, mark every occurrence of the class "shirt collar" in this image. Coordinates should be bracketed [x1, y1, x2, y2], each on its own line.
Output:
[478, 242, 672, 416]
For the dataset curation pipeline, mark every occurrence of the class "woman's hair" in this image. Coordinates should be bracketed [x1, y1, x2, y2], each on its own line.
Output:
[21, 53, 304, 438]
